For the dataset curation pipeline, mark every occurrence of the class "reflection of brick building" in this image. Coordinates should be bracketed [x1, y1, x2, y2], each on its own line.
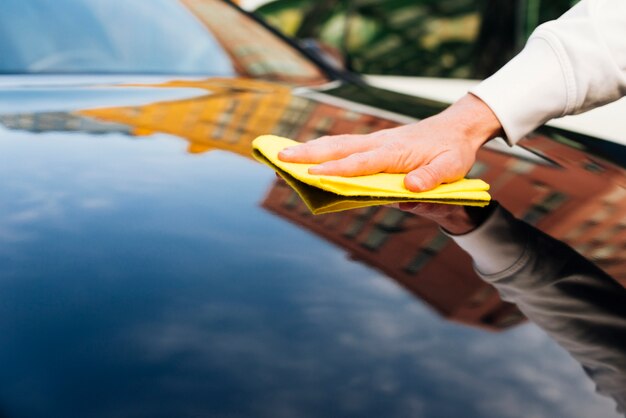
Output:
[5, 75, 623, 328]
[182, 0, 325, 83]
[260, 134, 626, 330]
[262, 180, 526, 331]
[478, 135, 626, 284]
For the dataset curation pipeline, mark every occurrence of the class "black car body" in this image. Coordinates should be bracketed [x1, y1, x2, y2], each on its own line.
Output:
[0, 1, 625, 417]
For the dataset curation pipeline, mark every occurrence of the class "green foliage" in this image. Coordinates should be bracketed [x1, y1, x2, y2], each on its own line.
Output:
[257, 0, 575, 78]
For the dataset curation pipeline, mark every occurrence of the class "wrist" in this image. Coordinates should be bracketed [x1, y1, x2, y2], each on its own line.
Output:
[440, 202, 499, 235]
[444, 93, 504, 151]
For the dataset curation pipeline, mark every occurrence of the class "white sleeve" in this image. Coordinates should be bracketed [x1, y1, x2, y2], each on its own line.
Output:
[444, 204, 528, 275]
[470, 0, 626, 145]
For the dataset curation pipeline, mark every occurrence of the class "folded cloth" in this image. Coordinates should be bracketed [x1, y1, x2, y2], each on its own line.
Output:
[252, 135, 491, 204]
[253, 148, 487, 214]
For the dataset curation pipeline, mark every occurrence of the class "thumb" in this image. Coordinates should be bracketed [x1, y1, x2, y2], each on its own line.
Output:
[404, 153, 463, 192]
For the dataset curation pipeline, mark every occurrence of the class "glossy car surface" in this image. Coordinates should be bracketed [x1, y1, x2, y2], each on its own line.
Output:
[0, 1, 625, 417]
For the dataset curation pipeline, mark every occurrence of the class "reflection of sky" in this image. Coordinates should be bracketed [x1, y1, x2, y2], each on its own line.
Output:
[0, 131, 620, 418]
[1, 0, 234, 75]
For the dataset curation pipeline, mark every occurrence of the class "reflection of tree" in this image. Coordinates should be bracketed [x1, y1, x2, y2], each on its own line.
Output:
[257, 0, 574, 78]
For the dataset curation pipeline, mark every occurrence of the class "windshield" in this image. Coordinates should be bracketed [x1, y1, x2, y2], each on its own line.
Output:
[0, 0, 327, 83]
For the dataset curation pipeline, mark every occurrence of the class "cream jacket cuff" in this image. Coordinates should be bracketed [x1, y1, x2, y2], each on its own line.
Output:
[470, 0, 626, 145]
[445, 205, 528, 276]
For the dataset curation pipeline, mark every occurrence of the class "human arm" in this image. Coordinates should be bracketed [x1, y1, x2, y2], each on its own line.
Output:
[279, 93, 503, 192]
[280, 0, 626, 189]
[471, 0, 626, 144]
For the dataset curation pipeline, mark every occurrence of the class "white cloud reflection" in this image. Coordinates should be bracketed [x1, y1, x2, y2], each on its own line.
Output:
[124, 257, 620, 418]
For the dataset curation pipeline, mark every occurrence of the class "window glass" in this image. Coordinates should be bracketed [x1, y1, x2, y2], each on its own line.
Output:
[0, 0, 327, 84]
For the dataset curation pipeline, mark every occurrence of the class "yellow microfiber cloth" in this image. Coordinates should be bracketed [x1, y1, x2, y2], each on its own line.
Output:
[252, 135, 491, 208]
[253, 148, 487, 214]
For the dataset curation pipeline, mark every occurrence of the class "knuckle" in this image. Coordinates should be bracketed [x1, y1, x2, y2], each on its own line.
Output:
[344, 153, 368, 169]
[328, 140, 344, 153]
[381, 140, 405, 154]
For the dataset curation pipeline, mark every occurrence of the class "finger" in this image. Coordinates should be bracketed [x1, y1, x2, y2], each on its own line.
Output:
[398, 202, 439, 213]
[278, 134, 376, 163]
[398, 202, 418, 211]
[404, 153, 463, 192]
[308, 149, 389, 176]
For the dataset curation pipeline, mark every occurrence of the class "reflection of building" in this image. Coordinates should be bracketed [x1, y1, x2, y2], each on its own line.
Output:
[0, 112, 130, 135]
[236, 78, 623, 328]
[2, 75, 624, 328]
[260, 132, 626, 330]
[262, 180, 526, 331]
[79, 78, 398, 158]
[182, 0, 325, 83]
[479, 135, 626, 284]
[81, 78, 295, 157]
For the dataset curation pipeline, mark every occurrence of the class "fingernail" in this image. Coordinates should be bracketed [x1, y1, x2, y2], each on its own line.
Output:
[309, 164, 325, 174]
[406, 175, 425, 191]
[279, 148, 294, 159]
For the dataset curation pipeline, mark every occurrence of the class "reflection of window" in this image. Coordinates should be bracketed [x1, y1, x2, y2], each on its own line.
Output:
[344, 111, 360, 121]
[595, 223, 626, 242]
[589, 206, 614, 223]
[344, 218, 367, 239]
[325, 214, 344, 229]
[361, 227, 388, 251]
[313, 117, 333, 137]
[357, 206, 379, 218]
[378, 209, 407, 230]
[284, 191, 300, 209]
[566, 220, 597, 240]
[344, 207, 378, 239]
[213, 100, 237, 139]
[604, 187, 626, 204]
[591, 245, 617, 260]
[467, 161, 488, 177]
[583, 161, 605, 173]
[276, 98, 314, 137]
[508, 160, 533, 174]
[522, 192, 567, 225]
[404, 233, 449, 274]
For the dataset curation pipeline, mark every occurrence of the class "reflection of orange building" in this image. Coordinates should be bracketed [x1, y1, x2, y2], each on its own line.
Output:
[81, 79, 295, 157]
[80, 78, 397, 159]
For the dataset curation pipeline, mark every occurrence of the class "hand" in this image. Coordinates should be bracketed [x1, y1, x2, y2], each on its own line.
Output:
[278, 94, 503, 192]
[395, 202, 496, 235]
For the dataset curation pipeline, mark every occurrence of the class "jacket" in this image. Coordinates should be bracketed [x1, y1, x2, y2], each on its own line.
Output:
[470, 0, 626, 144]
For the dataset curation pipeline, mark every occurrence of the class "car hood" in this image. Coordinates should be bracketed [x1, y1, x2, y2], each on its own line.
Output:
[0, 75, 623, 418]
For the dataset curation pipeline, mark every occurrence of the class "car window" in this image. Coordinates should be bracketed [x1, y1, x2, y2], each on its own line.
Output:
[0, 0, 327, 84]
